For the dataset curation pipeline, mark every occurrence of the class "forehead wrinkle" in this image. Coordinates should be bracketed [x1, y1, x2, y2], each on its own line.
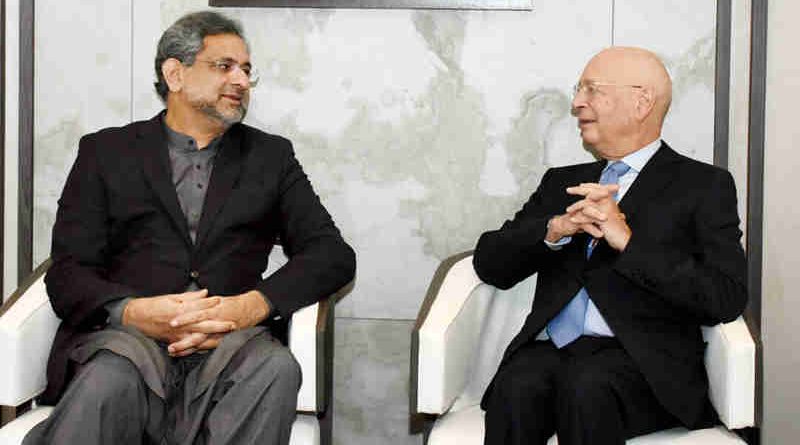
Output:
[199, 35, 251, 64]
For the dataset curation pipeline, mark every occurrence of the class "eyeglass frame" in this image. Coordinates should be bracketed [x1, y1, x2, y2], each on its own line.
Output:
[190, 57, 260, 87]
[572, 81, 643, 99]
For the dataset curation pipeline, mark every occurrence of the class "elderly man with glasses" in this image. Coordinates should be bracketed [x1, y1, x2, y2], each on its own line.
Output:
[23, 11, 355, 445]
[475, 47, 747, 445]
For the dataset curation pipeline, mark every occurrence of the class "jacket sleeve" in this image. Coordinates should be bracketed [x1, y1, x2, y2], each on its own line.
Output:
[613, 169, 747, 325]
[45, 135, 140, 328]
[254, 141, 356, 317]
[473, 169, 563, 289]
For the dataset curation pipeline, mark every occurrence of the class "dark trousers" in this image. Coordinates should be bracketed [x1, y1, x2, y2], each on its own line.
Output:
[23, 332, 301, 445]
[483, 337, 680, 445]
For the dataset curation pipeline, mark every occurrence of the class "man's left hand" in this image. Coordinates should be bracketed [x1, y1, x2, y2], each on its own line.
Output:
[565, 183, 631, 251]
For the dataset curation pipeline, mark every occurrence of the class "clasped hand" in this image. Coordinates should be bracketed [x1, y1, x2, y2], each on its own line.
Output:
[122, 289, 269, 357]
[545, 182, 631, 251]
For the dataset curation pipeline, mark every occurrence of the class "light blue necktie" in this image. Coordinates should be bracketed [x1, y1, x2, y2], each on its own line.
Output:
[546, 161, 631, 348]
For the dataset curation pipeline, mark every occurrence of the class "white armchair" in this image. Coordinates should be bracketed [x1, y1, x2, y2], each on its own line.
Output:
[411, 253, 756, 445]
[0, 260, 339, 445]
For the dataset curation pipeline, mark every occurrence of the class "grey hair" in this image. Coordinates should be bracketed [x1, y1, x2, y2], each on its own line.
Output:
[154, 11, 246, 101]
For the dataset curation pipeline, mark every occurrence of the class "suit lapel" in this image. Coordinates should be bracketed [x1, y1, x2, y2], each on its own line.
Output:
[616, 142, 681, 222]
[137, 113, 193, 247]
[588, 142, 682, 261]
[195, 125, 244, 249]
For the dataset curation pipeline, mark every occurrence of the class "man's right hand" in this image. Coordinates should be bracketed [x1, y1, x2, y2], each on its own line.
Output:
[121, 289, 236, 349]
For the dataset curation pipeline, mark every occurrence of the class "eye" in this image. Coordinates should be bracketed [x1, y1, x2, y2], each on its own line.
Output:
[241, 66, 252, 76]
[215, 61, 234, 72]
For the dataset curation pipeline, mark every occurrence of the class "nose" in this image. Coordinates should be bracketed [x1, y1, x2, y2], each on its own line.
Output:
[230, 65, 251, 88]
[571, 88, 588, 114]
[572, 88, 588, 110]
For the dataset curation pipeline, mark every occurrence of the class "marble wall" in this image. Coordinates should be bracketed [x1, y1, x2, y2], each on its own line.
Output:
[32, 1, 717, 443]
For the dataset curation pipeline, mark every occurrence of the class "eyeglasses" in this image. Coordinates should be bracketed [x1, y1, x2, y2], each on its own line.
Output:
[193, 58, 260, 86]
[573, 82, 642, 98]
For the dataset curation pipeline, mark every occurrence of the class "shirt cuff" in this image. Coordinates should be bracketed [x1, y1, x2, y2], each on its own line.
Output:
[544, 236, 572, 250]
[104, 297, 132, 326]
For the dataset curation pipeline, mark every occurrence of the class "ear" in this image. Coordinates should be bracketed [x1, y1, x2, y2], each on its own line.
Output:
[634, 87, 656, 121]
[161, 58, 184, 94]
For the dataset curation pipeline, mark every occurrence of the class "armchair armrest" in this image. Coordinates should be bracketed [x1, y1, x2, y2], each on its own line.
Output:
[412, 252, 493, 415]
[702, 316, 755, 429]
[290, 299, 333, 413]
[0, 261, 59, 407]
[289, 281, 348, 416]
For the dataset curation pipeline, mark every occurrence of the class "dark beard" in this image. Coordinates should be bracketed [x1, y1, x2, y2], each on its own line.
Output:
[199, 102, 248, 128]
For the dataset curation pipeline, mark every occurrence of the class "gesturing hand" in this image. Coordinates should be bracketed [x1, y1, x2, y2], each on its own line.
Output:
[565, 182, 631, 251]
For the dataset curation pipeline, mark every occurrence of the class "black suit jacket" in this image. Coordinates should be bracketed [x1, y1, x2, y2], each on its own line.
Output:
[474, 143, 747, 428]
[41, 112, 356, 404]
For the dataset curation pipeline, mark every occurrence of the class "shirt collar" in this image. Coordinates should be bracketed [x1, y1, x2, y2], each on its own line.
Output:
[606, 138, 662, 174]
[163, 121, 223, 154]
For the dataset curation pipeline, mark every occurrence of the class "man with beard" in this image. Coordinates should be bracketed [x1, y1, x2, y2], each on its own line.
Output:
[24, 11, 355, 445]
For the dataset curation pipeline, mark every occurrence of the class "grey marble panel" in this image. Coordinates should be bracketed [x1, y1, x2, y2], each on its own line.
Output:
[33, 0, 132, 265]
[334, 318, 422, 445]
[129, 0, 715, 323]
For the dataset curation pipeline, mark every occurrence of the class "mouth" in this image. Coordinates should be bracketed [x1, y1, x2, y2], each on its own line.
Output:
[221, 94, 244, 105]
[577, 118, 595, 128]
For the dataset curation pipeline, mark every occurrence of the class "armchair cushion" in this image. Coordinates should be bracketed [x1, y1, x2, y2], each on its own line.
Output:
[427, 406, 746, 445]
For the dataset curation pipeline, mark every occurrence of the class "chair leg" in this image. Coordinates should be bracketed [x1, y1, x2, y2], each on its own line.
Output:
[319, 410, 332, 445]
[736, 427, 760, 445]
[408, 413, 435, 444]
[1, 400, 33, 427]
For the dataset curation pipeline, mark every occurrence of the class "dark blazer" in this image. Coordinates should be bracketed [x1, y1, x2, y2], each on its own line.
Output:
[41, 112, 356, 404]
[474, 143, 747, 428]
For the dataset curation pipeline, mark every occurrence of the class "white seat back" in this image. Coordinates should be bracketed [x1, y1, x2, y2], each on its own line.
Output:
[0, 274, 60, 407]
[450, 274, 537, 412]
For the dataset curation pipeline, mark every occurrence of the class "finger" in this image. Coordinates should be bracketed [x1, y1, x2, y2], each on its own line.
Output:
[180, 296, 222, 314]
[170, 305, 218, 327]
[578, 206, 607, 221]
[567, 184, 618, 198]
[168, 332, 207, 355]
[581, 223, 604, 238]
[566, 185, 593, 197]
[566, 199, 589, 214]
[180, 320, 237, 334]
[197, 335, 224, 350]
[584, 188, 616, 201]
[577, 182, 619, 192]
[569, 213, 595, 225]
[170, 347, 197, 357]
[174, 288, 209, 303]
[567, 200, 607, 217]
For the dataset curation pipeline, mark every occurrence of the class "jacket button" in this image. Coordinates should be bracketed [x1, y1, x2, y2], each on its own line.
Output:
[190, 270, 200, 279]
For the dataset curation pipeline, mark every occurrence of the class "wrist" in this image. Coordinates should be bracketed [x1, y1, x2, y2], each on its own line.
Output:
[121, 299, 136, 326]
[545, 216, 563, 243]
[244, 290, 270, 325]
